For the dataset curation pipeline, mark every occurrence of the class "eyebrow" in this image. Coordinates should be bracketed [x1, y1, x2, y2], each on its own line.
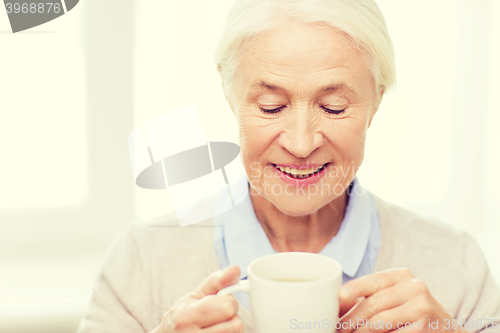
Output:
[249, 80, 357, 96]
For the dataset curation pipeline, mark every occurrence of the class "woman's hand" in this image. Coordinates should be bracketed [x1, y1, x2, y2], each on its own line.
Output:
[338, 268, 465, 333]
[150, 265, 244, 333]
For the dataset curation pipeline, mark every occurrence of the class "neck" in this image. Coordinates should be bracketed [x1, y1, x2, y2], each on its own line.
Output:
[250, 189, 349, 253]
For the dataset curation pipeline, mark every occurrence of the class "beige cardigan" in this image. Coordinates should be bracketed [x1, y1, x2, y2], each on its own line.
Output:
[77, 194, 500, 333]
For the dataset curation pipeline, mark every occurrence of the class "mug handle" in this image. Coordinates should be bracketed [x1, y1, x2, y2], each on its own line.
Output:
[216, 279, 250, 296]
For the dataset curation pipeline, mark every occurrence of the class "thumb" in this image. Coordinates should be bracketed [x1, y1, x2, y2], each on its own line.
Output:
[190, 265, 241, 299]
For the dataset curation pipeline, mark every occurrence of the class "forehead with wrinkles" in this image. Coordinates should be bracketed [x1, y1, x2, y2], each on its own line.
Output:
[232, 19, 375, 104]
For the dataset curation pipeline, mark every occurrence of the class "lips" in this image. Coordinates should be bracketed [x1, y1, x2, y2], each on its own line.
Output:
[272, 163, 329, 179]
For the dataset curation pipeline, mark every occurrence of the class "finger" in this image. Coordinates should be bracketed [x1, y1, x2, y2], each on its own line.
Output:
[352, 301, 424, 333]
[340, 297, 364, 318]
[186, 294, 239, 328]
[190, 265, 241, 299]
[202, 315, 244, 333]
[340, 268, 413, 303]
[339, 282, 410, 333]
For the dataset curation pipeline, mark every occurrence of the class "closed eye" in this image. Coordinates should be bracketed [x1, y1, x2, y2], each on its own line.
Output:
[260, 105, 286, 114]
[321, 106, 346, 115]
[259, 105, 346, 115]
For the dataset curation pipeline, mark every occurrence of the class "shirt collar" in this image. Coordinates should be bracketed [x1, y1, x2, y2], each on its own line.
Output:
[215, 176, 373, 279]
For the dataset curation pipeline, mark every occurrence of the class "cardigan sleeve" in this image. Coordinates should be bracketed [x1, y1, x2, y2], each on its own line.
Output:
[458, 233, 500, 333]
[76, 227, 149, 333]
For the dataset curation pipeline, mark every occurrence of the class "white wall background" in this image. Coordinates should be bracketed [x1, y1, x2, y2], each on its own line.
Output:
[1, 1, 499, 332]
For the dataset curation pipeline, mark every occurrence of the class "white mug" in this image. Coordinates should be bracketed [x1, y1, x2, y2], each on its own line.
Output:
[217, 252, 342, 333]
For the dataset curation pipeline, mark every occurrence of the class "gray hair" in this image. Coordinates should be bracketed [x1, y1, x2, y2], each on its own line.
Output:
[214, 0, 396, 99]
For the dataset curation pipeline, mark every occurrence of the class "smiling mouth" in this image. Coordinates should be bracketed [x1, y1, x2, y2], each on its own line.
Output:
[272, 163, 329, 179]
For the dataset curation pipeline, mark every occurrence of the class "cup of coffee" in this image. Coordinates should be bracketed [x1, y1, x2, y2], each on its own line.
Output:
[217, 252, 342, 333]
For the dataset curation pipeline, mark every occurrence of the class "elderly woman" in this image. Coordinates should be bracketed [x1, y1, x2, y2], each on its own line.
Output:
[78, 0, 500, 332]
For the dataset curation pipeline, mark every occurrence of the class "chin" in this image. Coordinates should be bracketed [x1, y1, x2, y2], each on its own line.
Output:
[268, 194, 329, 217]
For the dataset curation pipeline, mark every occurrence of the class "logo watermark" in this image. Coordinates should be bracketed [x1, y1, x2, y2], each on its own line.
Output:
[289, 318, 499, 330]
[247, 161, 378, 199]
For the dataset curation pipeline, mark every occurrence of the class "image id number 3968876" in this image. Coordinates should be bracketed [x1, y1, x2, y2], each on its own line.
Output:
[443, 319, 499, 330]
[5, 2, 61, 14]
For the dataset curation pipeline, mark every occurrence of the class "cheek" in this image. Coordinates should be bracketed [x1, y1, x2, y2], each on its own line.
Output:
[237, 109, 280, 161]
[325, 116, 368, 159]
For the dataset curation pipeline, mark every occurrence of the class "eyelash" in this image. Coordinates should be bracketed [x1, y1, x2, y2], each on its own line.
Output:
[259, 106, 346, 115]
[259, 106, 286, 114]
[321, 106, 346, 115]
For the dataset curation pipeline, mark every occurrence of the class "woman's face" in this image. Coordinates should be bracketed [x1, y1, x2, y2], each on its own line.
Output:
[228, 18, 381, 216]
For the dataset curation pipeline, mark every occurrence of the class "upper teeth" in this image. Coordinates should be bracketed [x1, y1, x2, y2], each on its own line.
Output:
[275, 165, 324, 176]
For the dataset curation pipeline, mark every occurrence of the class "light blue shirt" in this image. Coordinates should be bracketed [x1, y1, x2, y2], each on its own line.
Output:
[213, 176, 380, 311]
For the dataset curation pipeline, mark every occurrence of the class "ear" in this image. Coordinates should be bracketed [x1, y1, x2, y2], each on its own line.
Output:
[217, 67, 235, 114]
[221, 81, 234, 110]
[368, 86, 385, 128]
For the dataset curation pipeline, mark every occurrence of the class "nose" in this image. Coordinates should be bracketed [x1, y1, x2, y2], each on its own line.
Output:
[278, 108, 323, 158]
